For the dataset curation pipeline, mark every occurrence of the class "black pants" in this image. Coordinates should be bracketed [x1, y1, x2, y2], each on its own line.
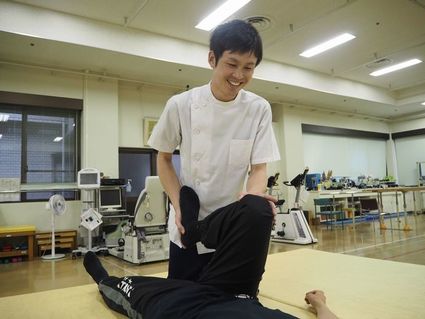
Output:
[97, 195, 294, 319]
[168, 241, 214, 281]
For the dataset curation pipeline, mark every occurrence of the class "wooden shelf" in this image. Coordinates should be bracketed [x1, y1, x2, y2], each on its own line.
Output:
[0, 250, 28, 258]
[39, 243, 72, 251]
[35, 230, 77, 256]
[0, 227, 35, 261]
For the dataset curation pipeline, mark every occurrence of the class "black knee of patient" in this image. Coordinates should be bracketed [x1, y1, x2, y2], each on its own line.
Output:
[239, 195, 273, 221]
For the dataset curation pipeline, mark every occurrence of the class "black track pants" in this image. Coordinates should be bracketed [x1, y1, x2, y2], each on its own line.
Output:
[97, 195, 284, 319]
[197, 194, 274, 296]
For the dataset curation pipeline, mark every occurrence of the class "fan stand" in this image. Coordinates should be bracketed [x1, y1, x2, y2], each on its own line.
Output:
[42, 213, 65, 260]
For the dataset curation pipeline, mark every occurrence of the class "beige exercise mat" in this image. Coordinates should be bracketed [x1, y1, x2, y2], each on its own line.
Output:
[0, 283, 305, 318]
[0, 284, 125, 319]
[0, 278, 302, 318]
[259, 295, 316, 319]
[259, 248, 425, 319]
[1, 249, 424, 318]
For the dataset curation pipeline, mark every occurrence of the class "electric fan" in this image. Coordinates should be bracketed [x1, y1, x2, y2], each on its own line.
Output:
[42, 194, 67, 260]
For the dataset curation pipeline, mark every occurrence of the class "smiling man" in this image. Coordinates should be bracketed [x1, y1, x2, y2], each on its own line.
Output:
[148, 19, 281, 281]
[208, 50, 256, 101]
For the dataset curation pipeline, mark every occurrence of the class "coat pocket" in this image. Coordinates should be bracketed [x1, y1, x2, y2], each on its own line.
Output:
[229, 139, 254, 169]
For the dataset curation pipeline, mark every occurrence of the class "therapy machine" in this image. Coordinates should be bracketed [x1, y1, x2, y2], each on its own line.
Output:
[271, 168, 318, 245]
[72, 168, 109, 257]
[108, 176, 169, 264]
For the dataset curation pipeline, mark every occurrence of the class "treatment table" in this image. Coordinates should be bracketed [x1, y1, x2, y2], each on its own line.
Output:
[1, 249, 424, 318]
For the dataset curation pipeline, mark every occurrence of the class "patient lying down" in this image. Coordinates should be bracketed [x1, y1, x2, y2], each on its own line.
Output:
[84, 187, 338, 319]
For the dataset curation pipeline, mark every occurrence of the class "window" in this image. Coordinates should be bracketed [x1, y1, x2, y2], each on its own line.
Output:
[0, 103, 79, 201]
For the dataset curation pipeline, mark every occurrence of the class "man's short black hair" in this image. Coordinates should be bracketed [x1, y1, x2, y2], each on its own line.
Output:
[210, 19, 263, 66]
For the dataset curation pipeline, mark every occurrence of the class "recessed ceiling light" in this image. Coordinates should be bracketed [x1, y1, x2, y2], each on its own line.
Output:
[370, 59, 422, 76]
[245, 16, 272, 32]
[0, 134, 2, 139]
[421, 102, 425, 106]
[53, 137, 63, 142]
[299, 33, 356, 58]
[195, 0, 252, 31]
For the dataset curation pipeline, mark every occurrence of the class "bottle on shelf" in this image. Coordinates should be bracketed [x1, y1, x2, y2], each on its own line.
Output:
[126, 179, 132, 193]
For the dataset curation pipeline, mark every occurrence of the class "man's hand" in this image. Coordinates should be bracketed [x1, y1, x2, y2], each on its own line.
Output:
[305, 290, 338, 319]
[174, 208, 185, 235]
[239, 192, 278, 220]
[305, 290, 327, 309]
[157, 151, 185, 235]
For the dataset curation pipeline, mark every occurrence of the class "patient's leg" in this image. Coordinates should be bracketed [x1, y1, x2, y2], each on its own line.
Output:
[83, 252, 195, 318]
[83, 251, 108, 283]
[180, 189, 273, 297]
[180, 186, 202, 247]
[199, 195, 273, 297]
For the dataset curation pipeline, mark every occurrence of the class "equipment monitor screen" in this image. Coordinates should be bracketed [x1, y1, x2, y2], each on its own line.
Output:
[99, 188, 122, 209]
[80, 173, 99, 185]
[77, 168, 100, 189]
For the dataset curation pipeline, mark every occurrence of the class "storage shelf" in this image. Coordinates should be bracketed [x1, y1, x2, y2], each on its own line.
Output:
[35, 230, 77, 256]
[0, 228, 35, 261]
[0, 250, 28, 258]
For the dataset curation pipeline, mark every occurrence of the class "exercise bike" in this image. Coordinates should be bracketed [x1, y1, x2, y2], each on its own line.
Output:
[271, 168, 318, 245]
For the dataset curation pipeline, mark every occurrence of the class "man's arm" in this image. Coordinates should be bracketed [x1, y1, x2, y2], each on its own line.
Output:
[244, 163, 277, 217]
[246, 163, 268, 195]
[157, 151, 184, 234]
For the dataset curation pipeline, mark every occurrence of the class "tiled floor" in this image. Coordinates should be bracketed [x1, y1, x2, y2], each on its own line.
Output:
[1, 213, 424, 298]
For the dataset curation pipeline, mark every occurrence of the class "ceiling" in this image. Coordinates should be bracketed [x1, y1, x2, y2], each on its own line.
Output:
[1, 0, 425, 120]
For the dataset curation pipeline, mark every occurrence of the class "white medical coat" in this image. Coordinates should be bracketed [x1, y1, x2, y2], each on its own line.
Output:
[148, 83, 280, 249]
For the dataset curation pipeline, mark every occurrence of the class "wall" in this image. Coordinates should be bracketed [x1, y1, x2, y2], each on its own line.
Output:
[0, 65, 176, 230]
[82, 76, 119, 177]
[390, 118, 425, 185]
[118, 83, 177, 148]
[271, 103, 391, 208]
[1, 63, 424, 229]
[394, 136, 425, 185]
[0, 65, 121, 230]
[0, 64, 83, 98]
[0, 65, 81, 229]
[273, 103, 390, 176]
[0, 200, 82, 232]
[390, 117, 425, 133]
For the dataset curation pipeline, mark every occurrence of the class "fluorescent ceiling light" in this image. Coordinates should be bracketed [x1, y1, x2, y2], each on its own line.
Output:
[195, 0, 252, 31]
[370, 59, 422, 76]
[53, 137, 63, 142]
[0, 114, 10, 122]
[300, 33, 356, 58]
